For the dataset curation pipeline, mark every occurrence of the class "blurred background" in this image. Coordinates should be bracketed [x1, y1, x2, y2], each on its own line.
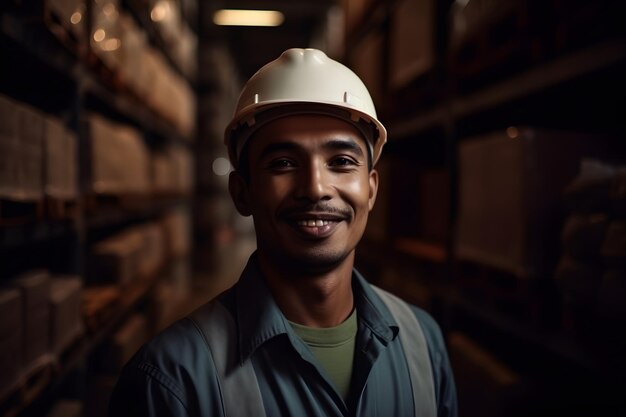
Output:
[0, 0, 625, 416]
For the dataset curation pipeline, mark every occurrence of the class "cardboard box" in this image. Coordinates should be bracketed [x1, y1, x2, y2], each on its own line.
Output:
[0, 98, 44, 202]
[44, 117, 78, 200]
[86, 114, 150, 195]
[162, 207, 192, 258]
[14, 270, 51, 368]
[17, 101, 45, 201]
[151, 150, 177, 193]
[455, 128, 614, 278]
[49, 277, 83, 354]
[136, 223, 166, 279]
[0, 288, 22, 397]
[118, 13, 147, 96]
[0, 94, 19, 200]
[91, 0, 123, 71]
[350, 30, 385, 108]
[343, 0, 377, 34]
[389, 0, 435, 89]
[90, 229, 144, 285]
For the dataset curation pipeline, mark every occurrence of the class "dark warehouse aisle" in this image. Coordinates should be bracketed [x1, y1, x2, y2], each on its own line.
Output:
[1, 0, 626, 416]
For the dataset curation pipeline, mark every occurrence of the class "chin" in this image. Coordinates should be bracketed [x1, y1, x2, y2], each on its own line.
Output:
[267, 245, 354, 275]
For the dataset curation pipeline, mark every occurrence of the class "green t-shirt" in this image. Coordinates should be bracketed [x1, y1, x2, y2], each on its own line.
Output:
[289, 309, 358, 400]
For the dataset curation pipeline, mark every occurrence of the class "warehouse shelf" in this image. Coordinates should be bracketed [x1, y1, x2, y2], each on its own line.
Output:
[346, 3, 626, 415]
[82, 75, 192, 145]
[345, 0, 398, 51]
[1, 3, 197, 416]
[449, 292, 604, 378]
[1, 12, 192, 144]
[0, 14, 79, 82]
[4, 271, 164, 417]
[84, 195, 188, 232]
[122, 0, 196, 87]
[0, 220, 76, 250]
[389, 39, 626, 140]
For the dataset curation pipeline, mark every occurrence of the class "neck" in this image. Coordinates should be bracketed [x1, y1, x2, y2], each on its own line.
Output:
[257, 251, 355, 328]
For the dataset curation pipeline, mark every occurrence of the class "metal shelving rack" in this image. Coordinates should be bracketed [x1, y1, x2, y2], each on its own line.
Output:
[0, 1, 198, 415]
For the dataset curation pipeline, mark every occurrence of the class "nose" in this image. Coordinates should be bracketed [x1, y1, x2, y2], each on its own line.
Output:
[294, 158, 332, 202]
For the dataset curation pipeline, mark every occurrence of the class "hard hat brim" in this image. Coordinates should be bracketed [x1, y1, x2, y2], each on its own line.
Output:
[225, 100, 387, 169]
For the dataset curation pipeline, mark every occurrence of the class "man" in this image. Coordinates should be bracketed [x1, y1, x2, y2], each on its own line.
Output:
[109, 48, 457, 417]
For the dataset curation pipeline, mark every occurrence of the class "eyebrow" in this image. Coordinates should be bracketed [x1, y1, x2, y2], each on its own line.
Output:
[259, 138, 365, 160]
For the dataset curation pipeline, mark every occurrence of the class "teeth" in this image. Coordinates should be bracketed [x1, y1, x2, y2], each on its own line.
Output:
[297, 219, 331, 227]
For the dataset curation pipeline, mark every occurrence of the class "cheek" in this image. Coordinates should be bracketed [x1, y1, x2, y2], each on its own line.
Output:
[340, 176, 372, 212]
[250, 176, 291, 210]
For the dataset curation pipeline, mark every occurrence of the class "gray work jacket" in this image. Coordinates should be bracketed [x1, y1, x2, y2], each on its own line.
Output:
[109, 254, 458, 417]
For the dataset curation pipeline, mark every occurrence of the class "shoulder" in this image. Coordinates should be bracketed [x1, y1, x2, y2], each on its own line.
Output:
[123, 303, 225, 392]
[122, 312, 217, 389]
[110, 303, 227, 416]
[409, 306, 446, 358]
[370, 286, 444, 346]
[369, 285, 448, 368]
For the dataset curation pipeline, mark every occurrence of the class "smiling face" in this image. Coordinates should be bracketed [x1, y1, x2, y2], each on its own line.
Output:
[229, 114, 379, 275]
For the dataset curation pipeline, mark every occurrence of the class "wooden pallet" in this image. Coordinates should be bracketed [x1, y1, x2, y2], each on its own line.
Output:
[45, 196, 79, 220]
[84, 193, 152, 213]
[82, 285, 121, 334]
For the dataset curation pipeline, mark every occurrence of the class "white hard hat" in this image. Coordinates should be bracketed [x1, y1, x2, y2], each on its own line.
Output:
[224, 48, 387, 168]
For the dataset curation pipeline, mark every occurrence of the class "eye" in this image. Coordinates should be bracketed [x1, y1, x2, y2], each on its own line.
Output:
[329, 157, 358, 167]
[267, 158, 296, 170]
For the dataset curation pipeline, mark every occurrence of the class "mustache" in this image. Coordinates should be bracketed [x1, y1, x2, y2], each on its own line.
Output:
[280, 203, 351, 219]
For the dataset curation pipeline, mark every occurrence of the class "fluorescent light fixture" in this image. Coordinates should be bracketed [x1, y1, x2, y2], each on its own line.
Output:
[213, 9, 284, 27]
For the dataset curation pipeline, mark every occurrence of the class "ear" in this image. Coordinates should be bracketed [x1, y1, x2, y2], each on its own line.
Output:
[367, 169, 379, 211]
[229, 171, 252, 216]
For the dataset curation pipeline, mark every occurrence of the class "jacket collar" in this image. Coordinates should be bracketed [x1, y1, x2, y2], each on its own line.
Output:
[233, 253, 397, 364]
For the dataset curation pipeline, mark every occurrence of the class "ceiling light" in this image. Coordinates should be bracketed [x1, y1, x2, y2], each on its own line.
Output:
[213, 9, 284, 27]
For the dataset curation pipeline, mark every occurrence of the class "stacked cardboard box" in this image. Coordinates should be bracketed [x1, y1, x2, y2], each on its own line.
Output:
[151, 145, 194, 195]
[118, 13, 148, 97]
[135, 223, 166, 279]
[0, 288, 22, 397]
[14, 271, 51, 370]
[149, 0, 197, 79]
[557, 160, 626, 341]
[388, 0, 435, 89]
[90, 221, 168, 284]
[49, 277, 83, 354]
[90, 0, 123, 71]
[350, 31, 384, 107]
[90, 229, 144, 285]
[151, 149, 178, 194]
[456, 128, 611, 279]
[44, 117, 78, 201]
[161, 207, 192, 259]
[0, 94, 19, 200]
[0, 95, 44, 202]
[85, 114, 150, 196]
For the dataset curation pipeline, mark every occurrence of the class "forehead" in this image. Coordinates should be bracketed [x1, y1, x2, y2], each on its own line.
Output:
[247, 114, 368, 156]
